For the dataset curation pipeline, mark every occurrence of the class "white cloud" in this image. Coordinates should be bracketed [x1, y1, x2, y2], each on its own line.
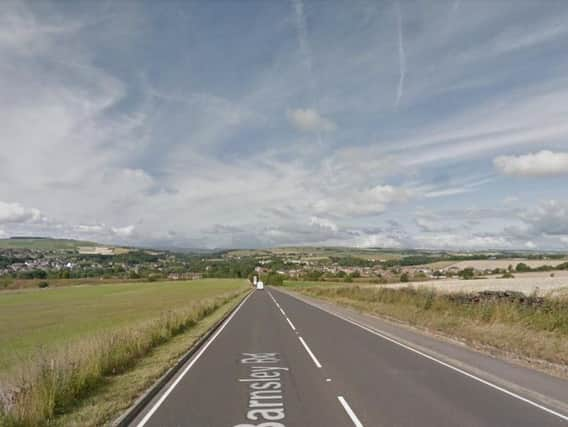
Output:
[77, 224, 105, 233]
[309, 216, 338, 232]
[111, 225, 135, 238]
[525, 241, 537, 249]
[494, 150, 568, 176]
[0, 201, 43, 224]
[287, 108, 336, 133]
[521, 200, 568, 235]
[311, 185, 411, 218]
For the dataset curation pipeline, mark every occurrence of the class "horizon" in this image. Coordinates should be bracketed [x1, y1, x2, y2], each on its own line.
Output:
[2, 1, 568, 250]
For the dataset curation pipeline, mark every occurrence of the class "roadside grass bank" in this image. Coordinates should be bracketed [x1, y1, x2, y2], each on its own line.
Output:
[0, 279, 245, 373]
[293, 284, 568, 369]
[0, 288, 249, 426]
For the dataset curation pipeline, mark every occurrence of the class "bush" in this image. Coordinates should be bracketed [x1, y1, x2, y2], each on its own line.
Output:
[515, 263, 532, 273]
[264, 272, 284, 286]
[458, 268, 475, 280]
[400, 272, 409, 282]
[38, 281, 49, 288]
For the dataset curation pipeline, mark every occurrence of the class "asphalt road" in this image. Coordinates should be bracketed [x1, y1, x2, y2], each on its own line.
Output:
[130, 288, 568, 427]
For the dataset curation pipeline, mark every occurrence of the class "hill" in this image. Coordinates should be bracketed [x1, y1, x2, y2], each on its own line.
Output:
[0, 237, 101, 251]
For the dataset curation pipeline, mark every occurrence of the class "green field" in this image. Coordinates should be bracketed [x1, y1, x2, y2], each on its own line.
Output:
[0, 238, 98, 250]
[0, 279, 247, 373]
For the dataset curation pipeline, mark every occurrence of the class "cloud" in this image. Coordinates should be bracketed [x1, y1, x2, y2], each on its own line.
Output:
[521, 200, 568, 235]
[311, 185, 411, 218]
[287, 108, 336, 133]
[494, 150, 568, 176]
[394, 1, 406, 110]
[0, 201, 43, 224]
[309, 216, 338, 232]
[111, 225, 135, 238]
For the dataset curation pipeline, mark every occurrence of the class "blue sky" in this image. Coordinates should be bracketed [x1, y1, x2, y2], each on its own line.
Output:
[2, 0, 568, 250]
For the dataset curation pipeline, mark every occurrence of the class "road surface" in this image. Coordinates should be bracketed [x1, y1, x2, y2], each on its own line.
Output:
[129, 288, 568, 427]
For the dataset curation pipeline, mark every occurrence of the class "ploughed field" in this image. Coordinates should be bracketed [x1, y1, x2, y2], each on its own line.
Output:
[0, 279, 248, 373]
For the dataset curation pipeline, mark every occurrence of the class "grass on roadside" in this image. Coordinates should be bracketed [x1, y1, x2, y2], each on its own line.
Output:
[297, 285, 568, 367]
[0, 289, 247, 426]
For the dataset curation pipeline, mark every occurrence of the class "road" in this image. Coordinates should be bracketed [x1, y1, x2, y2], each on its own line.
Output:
[130, 288, 568, 427]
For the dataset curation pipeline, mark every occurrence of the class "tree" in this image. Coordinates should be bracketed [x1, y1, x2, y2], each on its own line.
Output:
[458, 268, 475, 280]
[515, 263, 531, 273]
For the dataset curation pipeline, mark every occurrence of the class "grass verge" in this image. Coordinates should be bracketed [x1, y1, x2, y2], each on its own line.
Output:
[295, 285, 568, 368]
[0, 289, 248, 426]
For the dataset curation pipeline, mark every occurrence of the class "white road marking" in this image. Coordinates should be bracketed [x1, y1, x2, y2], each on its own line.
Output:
[276, 290, 568, 422]
[338, 396, 364, 427]
[298, 336, 322, 368]
[134, 292, 253, 427]
[285, 315, 296, 331]
[268, 290, 298, 333]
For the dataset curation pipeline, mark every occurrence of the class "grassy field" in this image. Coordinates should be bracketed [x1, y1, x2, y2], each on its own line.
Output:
[290, 283, 568, 371]
[0, 238, 99, 250]
[0, 279, 248, 425]
[0, 279, 247, 374]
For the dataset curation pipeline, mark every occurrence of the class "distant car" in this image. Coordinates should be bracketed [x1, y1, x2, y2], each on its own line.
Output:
[256, 281, 264, 290]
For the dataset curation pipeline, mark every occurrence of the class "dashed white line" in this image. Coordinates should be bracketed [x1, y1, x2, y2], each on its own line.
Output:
[285, 316, 296, 331]
[134, 291, 253, 427]
[298, 336, 322, 368]
[276, 290, 568, 423]
[338, 396, 364, 427]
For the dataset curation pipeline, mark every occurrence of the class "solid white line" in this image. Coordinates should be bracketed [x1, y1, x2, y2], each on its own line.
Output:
[276, 290, 568, 422]
[285, 316, 297, 331]
[135, 292, 253, 427]
[298, 336, 322, 368]
[338, 396, 364, 427]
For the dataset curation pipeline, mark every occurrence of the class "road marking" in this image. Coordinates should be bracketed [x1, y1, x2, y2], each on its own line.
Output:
[338, 396, 364, 427]
[298, 336, 322, 368]
[268, 290, 298, 333]
[275, 290, 568, 422]
[285, 316, 296, 331]
[134, 292, 253, 427]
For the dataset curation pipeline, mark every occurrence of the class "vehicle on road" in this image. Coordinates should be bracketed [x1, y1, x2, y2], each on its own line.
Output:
[256, 281, 264, 290]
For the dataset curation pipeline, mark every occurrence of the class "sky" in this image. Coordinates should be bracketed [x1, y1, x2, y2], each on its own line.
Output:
[2, 0, 568, 251]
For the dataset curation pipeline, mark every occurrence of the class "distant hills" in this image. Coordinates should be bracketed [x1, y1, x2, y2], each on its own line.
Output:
[0, 237, 103, 250]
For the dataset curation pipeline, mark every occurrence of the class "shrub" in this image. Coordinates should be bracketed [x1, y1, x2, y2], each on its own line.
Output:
[458, 268, 475, 280]
[400, 272, 409, 282]
[38, 281, 49, 288]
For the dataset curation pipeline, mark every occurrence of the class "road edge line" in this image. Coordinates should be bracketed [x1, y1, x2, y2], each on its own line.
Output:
[112, 290, 253, 427]
[274, 288, 568, 422]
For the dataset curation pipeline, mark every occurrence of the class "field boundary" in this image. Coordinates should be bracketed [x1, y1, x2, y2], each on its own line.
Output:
[112, 289, 252, 427]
